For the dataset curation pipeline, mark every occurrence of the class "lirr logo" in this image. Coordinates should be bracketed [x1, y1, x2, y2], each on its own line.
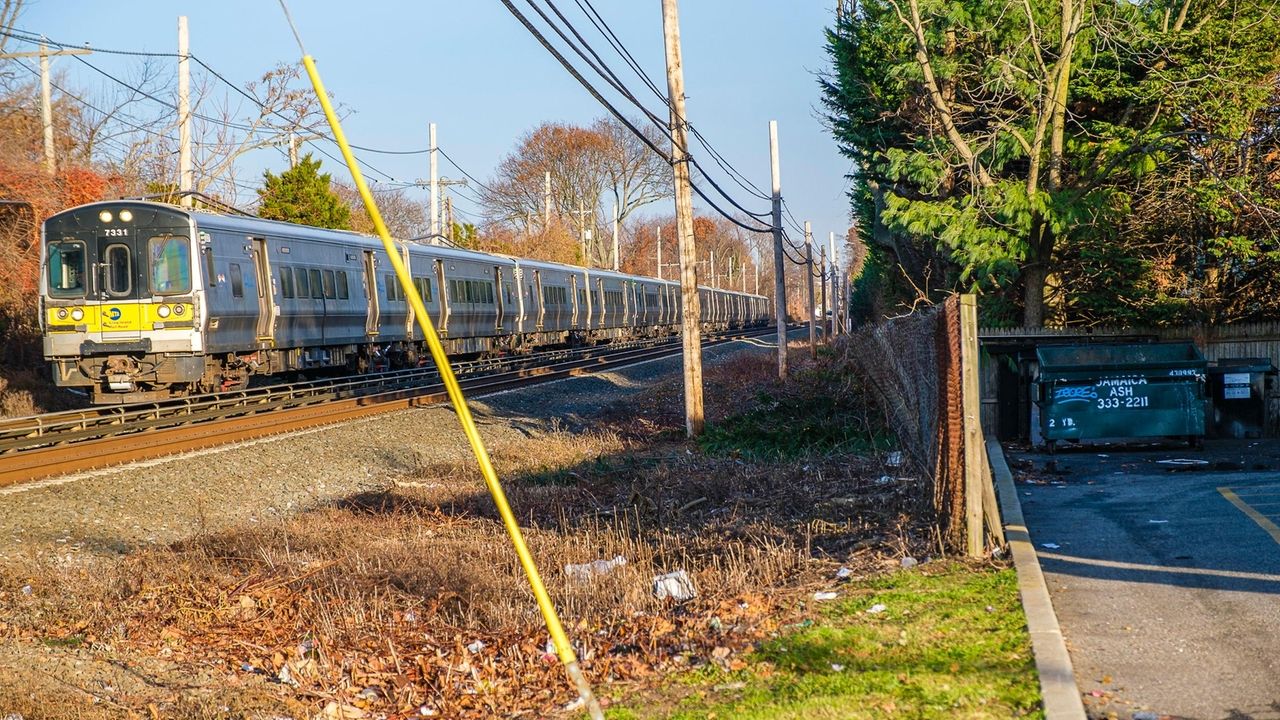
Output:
[107, 307, 122, 321]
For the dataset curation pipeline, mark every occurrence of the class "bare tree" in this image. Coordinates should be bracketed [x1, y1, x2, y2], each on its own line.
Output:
[595, 116, 672, 226]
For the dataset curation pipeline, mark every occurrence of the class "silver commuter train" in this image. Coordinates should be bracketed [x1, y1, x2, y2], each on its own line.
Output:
[39, 200, 771, 403]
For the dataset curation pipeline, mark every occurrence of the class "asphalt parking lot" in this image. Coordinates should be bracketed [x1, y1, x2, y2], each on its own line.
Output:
[1013, 439, 1280, 720]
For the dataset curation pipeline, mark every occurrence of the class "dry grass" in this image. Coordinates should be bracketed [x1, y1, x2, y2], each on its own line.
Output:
[0, 349, 931, 718]
[0, 368, 85, 418]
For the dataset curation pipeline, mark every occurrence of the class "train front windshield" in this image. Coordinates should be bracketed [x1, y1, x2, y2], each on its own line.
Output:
[43, 205, 193, 300]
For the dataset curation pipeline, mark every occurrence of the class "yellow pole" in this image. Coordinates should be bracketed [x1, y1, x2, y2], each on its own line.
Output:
[296, 53, 603, 718]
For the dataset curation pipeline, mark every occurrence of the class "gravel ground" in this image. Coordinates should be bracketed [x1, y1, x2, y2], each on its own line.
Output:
[0, 333, 788, 561]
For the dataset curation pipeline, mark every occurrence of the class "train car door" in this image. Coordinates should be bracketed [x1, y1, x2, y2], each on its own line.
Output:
[493, 266, 504, 331]
[570, 275, 579, 328]
[94, 233, 140, 344]
[362, 250, 379, 337]
[596, 278, 605, 327]
[532, 269, 545, 330]
[249, 237, 277, 346]
[582, 270, 592, 330]
[434, 259, 449, 336]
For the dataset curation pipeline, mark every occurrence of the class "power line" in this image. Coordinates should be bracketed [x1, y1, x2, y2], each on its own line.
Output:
[575, 0, 668, 104]
[0, 27, 178, 58]
[502, 0, 773, 234]
[437, 146, 495, 194]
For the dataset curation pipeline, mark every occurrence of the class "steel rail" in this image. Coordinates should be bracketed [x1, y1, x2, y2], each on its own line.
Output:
[0, 335, 676, 445]
[0, 326, 777, 488]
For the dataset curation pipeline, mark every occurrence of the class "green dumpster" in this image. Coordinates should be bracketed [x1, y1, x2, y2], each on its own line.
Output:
[1033, 342, 1206, 452]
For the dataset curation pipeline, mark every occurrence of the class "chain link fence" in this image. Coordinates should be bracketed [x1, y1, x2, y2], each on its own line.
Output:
[839, 296, 968, 549]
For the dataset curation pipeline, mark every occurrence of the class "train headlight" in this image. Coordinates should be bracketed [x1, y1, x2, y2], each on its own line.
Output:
[70, 308, 84, 321]
[118, 209, 133, 222]
[98, 210, 113, 223]
[173, 304, 186, 316]
[56, 308, 68, 320]
[157, 305, 171, 318]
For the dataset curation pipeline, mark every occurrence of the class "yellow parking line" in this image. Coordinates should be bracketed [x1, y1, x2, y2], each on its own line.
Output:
[1218, 487, 1280, 546]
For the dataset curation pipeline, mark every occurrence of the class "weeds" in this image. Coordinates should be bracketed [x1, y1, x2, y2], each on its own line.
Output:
[0, 347, 1007, 719]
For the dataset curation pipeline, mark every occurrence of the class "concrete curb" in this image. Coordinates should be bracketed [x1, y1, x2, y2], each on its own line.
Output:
[987, 440, 1087, 720]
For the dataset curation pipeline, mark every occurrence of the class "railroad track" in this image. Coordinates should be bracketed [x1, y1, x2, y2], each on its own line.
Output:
[0, 326, 779, 488]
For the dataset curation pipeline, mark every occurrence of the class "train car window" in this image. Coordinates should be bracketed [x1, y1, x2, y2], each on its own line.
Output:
[310, 269, 323, 299]
[417, 277, 433, 302]
[203, 248, 216, 287]
[483, 282, 494, 304]
[46, 240, 86, 298]
[448, 279, 459, 303]
[505, 283, 514, 304]
[578, 289, 586, 306]
[147, 235, 191, 295]
[336, 271, 349, 300]
[295, 267, 309, 298]
[386, 273, 407, 302]
[322, 270, 336, 299]
[104, 243, 132, 297]
[230, 263, 244, 299]
[279, 266, 294, 298]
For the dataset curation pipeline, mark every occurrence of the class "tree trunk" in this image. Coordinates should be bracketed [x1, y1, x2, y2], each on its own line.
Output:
[1023, 263, 1049, 328]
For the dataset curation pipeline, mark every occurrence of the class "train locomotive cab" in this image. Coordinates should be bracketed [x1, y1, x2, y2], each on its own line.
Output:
[41, 202, 203, 404]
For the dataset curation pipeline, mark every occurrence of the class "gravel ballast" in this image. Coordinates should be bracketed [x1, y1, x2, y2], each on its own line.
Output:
[0, 333, 786, 560]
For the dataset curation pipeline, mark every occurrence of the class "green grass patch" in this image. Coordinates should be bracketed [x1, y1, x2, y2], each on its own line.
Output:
[610, 562, 1042, 719]
[41, 634, 85, 649]
[698, 379, 887, 460]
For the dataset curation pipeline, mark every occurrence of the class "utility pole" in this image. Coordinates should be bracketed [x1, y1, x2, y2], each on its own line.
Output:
[429, 123, 439, 237]
[754, 257, 759, 295]
[656, 226, 662, 280]
[0, 43, 92, 176]
[611, 202, 620, 271]
[805, 221, 816, 357]
[445, 195, 454, 244]
[288, 132, 298, 168]
[571, 202, 593, 266]
[544, 171, 552, 228]
[820, 245, 828, 342]
[769, 121, 787, 379]
[710, 250, 716, 289]
[178, 17, 192, 207]
[829, 231, 839, 337]
[662, 0, 704, 438]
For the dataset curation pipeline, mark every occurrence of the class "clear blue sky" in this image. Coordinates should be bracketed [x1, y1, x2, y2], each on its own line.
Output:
[20, 0, 852, 258]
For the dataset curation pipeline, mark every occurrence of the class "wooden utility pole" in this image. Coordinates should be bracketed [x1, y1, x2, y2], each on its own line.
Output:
[769, 121, 787, 379]
[662, 0, 704, 438]
[656, 226, 662, 280]
[177, 16, 192, 207]
[445, 195, 454, 244]
[611, 202, 620, 271]
[0, 43, 92, 176]
[829, 231, 839, 337]
[429, 123, 439, 237]
[959, 294, 984, 556]
[710, 250, 716, 288]
[804, 221, 816, 357]
[288, 132, 299, 168]
[819, 245, 828, 341]
[544, 171, 552, 228]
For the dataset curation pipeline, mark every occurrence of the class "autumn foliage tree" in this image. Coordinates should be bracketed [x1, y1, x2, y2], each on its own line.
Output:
[482, 118, 671, 267]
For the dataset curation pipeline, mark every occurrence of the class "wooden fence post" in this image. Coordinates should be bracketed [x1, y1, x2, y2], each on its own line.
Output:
[959, 294, 984, 557]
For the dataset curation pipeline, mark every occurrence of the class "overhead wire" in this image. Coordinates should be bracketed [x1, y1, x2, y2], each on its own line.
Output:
[505, 0, 774, 233]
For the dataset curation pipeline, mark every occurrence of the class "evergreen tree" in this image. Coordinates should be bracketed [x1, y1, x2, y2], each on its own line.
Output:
[256, 154, 351, 230]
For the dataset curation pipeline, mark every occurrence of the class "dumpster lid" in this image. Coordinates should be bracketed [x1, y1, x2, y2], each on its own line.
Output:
[1035, 342, 1206, 373]
[1207, 358, 1277, 374]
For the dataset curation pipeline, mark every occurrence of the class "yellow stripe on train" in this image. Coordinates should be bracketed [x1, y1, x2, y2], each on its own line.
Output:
[46, 302, 194, 332]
